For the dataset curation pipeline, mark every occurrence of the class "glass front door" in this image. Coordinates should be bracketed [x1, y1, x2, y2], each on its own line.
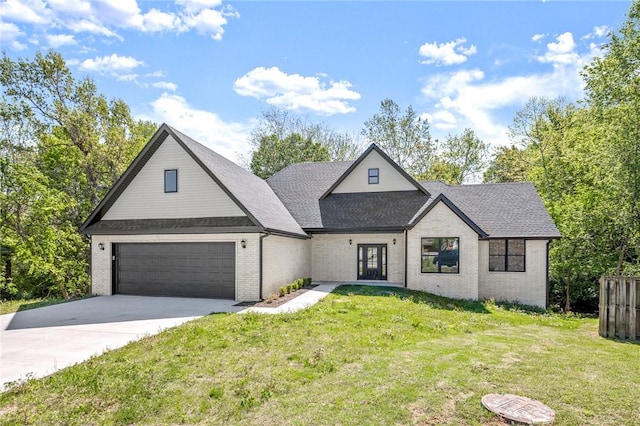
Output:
[357, 244, 387, 280]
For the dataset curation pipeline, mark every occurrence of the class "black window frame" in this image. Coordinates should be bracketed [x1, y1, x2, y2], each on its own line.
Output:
[421, 237, 460, 274]
[164, 169, 178, 193]
[368, 167, 379, 184]
[489, 239, 526, 272]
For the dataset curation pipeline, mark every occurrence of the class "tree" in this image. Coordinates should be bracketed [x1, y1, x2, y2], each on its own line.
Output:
[250, 133, 331, 179]
[244, 107, 362, 168]
[0, 50, 155, 298]
[426, 128, 488, 184]
[483, 145, 530, 183]
[361, 99, 434, 177]
[583, 0, 640, 275]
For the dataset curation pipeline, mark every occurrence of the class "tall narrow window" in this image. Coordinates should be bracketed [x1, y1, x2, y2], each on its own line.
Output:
[164, 169, 178, 193]
[421, 237, 459, 273]
[368, 168, 379, 184]
[489, 239, 525, 272]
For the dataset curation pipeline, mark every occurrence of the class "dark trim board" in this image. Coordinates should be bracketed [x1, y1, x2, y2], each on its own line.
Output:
[112, 242, 236, 299]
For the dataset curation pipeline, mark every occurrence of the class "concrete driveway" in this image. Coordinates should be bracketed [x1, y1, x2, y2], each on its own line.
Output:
[1, 295, 242, 390]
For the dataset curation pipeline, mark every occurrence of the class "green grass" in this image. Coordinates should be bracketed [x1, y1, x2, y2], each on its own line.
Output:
[1, 285, 638, 425]
[0, 297, 70, 315]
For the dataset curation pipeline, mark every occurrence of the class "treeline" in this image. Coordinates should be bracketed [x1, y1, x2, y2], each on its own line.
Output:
[484, 1, 640, 310]
[2, 1, 638, 310]
[0, 51, 157, 299]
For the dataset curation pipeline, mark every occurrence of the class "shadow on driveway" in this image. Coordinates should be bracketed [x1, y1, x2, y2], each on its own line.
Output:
[3, 295, 242, 330]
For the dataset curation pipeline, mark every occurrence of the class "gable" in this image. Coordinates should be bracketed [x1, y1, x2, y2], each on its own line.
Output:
[103, 135, 245, 220]
[331, 149, 417, 194]
[414, 200, 480, 236]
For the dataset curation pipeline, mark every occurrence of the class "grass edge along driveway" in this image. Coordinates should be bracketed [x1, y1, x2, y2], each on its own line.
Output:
[1, 285, 638, 425]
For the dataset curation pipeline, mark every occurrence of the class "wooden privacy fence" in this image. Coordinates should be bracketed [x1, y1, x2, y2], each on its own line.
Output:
[599, 276, 639, 340]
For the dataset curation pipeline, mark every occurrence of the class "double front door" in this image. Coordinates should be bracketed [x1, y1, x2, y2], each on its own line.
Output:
[357, 244, 387, 280]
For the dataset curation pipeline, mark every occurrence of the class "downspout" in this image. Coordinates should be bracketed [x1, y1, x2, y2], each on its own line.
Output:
[546, 240, 550, 309]
[259, 232, 270, 301]
[404, 229, 408, 288]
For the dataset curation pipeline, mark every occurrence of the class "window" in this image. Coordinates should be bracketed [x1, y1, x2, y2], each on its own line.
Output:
[421, 237, 459, 273]
[489, 239, 525, 272]
[368, 168, 379, 184]
[164, 169, 178, 193]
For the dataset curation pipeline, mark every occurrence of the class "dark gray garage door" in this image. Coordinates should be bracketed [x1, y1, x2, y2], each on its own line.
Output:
[114, 242, 235, 299]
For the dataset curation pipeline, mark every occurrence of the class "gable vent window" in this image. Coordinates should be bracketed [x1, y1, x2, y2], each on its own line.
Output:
[489, 239, 525, 272]
[368, 168, 379, 184]
[164, 169, 178, 193]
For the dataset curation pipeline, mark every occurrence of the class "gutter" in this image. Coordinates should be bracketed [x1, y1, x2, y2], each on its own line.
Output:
[259, 232, 270, 301]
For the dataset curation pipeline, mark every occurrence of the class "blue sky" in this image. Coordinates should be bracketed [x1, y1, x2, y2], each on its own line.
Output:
[0, 0, 633, 162]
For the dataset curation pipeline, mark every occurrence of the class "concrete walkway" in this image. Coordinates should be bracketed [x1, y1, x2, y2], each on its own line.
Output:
[242, 282, 341, 314]
[241, 281, 402, 314]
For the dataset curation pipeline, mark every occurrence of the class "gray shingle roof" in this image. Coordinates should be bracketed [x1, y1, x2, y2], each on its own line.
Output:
[318, 191, 430, 230]
[267, 161, 353, 228]
[169, 126, 307, 237]
[419, 181, 561, 238]
[267, 161, 560, 238]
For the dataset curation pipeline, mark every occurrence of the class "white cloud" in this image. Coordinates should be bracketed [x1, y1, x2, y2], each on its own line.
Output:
[0, 0, 51, 24]
[532, 33, 546, 42]
[421, 110, 458, 131]
[0, 0, 237, 46]
[45, 33, 76, 47]
[151, 81, 178, 91]
[176, 0, 222, 14]
[115, 73, 139, 82]
[419, 38, 477, 66]
[140, 9, 182, 32]
[583, 25, 610, 39]
[182, 8, 228, 40]
[0, 21, 27, 50]
[420, 30, 600, 148]
[537, 32, 578, 65]
[79, 54, 144, 73]
[234, 66, 361, 115]
[144, 92, 251, 162]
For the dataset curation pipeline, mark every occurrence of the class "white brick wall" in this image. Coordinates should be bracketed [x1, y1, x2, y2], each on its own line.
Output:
[90, 233, 261, 301]
[262, 235, 311, 298]
[478, 239, 549, 308]
[311, 233, 405, 283]
[406, 202, 479, 300]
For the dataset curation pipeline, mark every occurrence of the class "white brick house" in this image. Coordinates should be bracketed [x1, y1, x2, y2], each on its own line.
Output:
[81, 124, 560, 308]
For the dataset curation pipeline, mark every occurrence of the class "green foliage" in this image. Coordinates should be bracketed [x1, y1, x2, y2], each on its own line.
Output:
[422, 128, 489, 184]
[361, 98, 434, 177]
[483, 145, 530, 183]
[250, 133, 331, 179]
[0, 50, 155, 298]
[245, 107, 363, 170]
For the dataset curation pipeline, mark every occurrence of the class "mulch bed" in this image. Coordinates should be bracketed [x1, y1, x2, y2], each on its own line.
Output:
[249, 285, 318, 308]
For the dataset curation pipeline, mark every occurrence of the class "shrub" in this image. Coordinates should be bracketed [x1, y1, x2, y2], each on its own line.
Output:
[265, 293, 279, 304]
[279, 287, 286, 297]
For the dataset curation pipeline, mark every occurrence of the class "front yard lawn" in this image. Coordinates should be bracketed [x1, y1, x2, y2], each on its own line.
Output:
[1, 286, 638, 425]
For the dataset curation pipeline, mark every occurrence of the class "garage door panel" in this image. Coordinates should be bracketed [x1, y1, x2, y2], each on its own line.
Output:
[115, 242, 235, 299]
